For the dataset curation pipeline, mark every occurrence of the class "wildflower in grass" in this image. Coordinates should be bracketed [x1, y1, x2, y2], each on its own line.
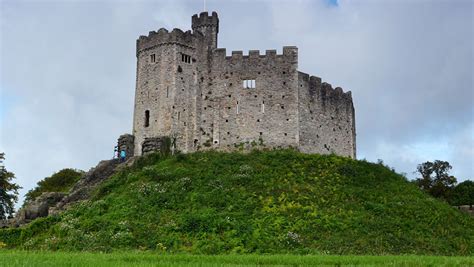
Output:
[164, 219, 177, 229]
[111, 230, 133, 246]
[156, 242, 167, 252]
[233, 164, 253, 179]
[209, 180, 224, 189]
[118, 220, 129, 227]
[286, 231, 301, 245]
[239, 164, 252, 173]
[23, 239, 35, 249]
[136, 182, 166, 195]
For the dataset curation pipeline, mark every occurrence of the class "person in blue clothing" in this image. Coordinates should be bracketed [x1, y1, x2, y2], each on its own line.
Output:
[120, 150, 126, 162]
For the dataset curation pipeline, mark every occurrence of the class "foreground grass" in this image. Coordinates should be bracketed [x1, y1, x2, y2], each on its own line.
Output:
[1, 251, 473, 267]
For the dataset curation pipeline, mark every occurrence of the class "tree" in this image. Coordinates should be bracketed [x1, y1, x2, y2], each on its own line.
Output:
[0, 153, 21, 221]
[413, 160, 457, 201]
[451, 180, 474, 208]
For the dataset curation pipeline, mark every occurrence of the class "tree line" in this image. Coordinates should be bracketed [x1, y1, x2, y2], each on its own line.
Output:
[413, 160, 473, 208]
[0, 153, 21, 222]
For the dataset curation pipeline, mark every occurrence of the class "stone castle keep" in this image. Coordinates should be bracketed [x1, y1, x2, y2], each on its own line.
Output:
[128, 12, 356, 158]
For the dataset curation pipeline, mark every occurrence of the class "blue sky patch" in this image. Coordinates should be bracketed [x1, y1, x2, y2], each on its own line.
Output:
[325, 0, 338, 7]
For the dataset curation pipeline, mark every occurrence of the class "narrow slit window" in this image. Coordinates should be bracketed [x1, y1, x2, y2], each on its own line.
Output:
[261, 101, 265, 113]
[166, 87, 169, 98]
[144, 110, 150, 127]
[236, 101, 240, 114]
[181, 54, 191, 64]
[242, 79, 256, 89]
[150, 54, 156, 63]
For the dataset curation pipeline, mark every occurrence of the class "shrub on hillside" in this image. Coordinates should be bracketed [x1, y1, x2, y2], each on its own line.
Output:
[451, 180, 474, 208]
[24, 168, 83, 203]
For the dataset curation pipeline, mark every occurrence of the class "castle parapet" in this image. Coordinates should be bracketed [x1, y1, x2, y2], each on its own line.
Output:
[231, 50, 243, 61]
[136, 28, 197, 55]
[249, 50, 260, 58]
[214, 48, 226, 58]
[321, 82, 352, 101]
[266, 49, 277, 57]
[217, 47, 298, 63]
[283, 46, 298, 63]
[192, 11, 219, 33]
[300, 72, 352, 103]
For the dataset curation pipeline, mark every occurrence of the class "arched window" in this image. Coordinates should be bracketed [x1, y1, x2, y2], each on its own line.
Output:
[144, 110, 150, 127]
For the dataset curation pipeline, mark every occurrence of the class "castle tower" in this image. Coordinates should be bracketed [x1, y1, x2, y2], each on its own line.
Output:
[192, 12, 219, 49]
[132, 28, 199, 155]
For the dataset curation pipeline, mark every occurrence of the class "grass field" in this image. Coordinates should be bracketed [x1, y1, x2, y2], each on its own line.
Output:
[0, 251, 473, 266]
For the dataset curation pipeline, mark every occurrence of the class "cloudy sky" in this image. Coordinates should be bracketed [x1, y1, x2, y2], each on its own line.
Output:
[1, 0, 473, 207]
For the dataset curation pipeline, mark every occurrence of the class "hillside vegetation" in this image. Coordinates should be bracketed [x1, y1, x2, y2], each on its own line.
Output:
[24, 168, 83, 203]
[1, 150, 473, 255]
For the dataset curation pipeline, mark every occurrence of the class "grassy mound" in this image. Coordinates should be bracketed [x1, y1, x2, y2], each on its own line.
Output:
[1, 150, 472, 255]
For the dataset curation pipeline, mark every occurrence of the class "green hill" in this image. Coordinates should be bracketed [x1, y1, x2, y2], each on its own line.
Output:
[1, 150, 473, 255]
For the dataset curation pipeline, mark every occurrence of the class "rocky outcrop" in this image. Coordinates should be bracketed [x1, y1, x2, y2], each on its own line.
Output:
[455, 205, 474, 217]
[4, 134, 142, 228]
[0, 219, 13, 229]
[11, 192, 66, 227]
[9, 158, 136, 227]
[51, 159, 122, 212]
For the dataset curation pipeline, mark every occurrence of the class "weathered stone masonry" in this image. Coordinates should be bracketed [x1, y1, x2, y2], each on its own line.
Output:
[131, 12, 356, 158]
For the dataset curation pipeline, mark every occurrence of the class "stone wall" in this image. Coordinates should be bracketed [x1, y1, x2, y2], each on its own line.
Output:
[117, 134, 135, 159]
[197, 47, 299, 151]
[141, 136, 170, 155]
[298, 72, 356, 157]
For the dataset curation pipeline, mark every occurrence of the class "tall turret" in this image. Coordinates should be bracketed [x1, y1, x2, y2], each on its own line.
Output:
[132, 28, 199, 155]
[192, 11, 219, 49]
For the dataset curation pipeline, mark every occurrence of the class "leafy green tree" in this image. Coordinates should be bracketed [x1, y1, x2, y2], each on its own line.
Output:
[0, 152, 21, 221]
[413, 160, 457, 201]
[451, 180, 474, 208]
[24, 168, 83, 203]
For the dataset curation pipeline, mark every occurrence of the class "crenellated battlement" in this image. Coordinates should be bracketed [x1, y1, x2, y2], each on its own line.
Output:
[321, 82, 353, 101]
[212, 47, 298, 63]
[300, 72, 352, 102]
[192, 11, 219, 33]
[136, 28, 198, 55]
